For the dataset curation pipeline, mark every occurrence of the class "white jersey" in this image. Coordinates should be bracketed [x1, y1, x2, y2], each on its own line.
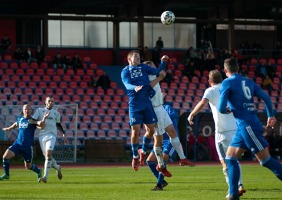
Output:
[203, 84, 237, 133]
[32, 107, 61, 136]
[148, 74, 172, 134]
[148, 74, 163, 107]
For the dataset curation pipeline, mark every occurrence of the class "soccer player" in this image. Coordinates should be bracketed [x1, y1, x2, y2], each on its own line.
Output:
[187, 70, 245, 197]
[32, 96, 67, 183]
[0, 104, 49, 181]
[121, 50, 171, 176]
[218, 58, 282, 200]
[144, 61, 195, 167]
[147, 100, 184, 191]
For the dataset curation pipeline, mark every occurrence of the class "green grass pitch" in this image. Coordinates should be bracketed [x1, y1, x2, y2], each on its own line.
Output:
[0, 163, 281, 200]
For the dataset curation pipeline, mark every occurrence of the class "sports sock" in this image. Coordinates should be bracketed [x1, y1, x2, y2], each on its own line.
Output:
[238, 161, 244, 186]
[51, 158, 60, 171]
[131, 143, 139, 158]
[43, 158, 52, 178]
[157, 170, 165, 185]
[3, 158, 10, 176]
[223, 167, 229, 184]
[142, 136, 152, 153]
[146, 160, 158, 178]
[226, 156, 240, 196]
[154, 146, 164, 168]
[30, 163, 40, 174]
[260, 156, 282, 181]
[170, 137, 186, 159]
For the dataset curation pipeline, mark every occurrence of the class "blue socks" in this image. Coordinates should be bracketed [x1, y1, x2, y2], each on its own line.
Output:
[131, 143, 139, 157]
[146, 160, 158, 178]
[142, 136, 152, 153]
[226, 156, 240, 196]
[3, 158, 10, 176]
[146, 160, 165, 185]
[260, 156, 282, 181]
[30, 164, 40, 174]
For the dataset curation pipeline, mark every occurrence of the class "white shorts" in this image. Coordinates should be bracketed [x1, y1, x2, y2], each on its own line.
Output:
[215, 130, 235, 160]
[39, 133, 57, 156]
[153, 105, 172, 136]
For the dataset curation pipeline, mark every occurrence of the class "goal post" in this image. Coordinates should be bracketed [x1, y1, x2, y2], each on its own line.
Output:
[0, 104, 78, 163]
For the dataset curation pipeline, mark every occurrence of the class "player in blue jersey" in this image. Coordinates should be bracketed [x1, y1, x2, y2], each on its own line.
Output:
[218, 58, 282, 200]
[146, 100, 179, 190]
[121, 50, 171, 176]
[0, 104, 49, 181]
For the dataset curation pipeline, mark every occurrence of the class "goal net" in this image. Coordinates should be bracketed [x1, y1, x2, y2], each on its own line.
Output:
[0, 104, 78, 163]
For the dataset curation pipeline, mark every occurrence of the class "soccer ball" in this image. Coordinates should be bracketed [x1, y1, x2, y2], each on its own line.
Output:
[160, 11, 175, 25]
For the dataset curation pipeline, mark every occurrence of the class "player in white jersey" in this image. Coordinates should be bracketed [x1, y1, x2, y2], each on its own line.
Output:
[143, 61, 195, 167]
[187, 70, 245, 197]
[32, 96, 67, 183]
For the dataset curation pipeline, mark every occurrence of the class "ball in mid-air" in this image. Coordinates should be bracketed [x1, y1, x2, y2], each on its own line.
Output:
[160, 11, 175, 25]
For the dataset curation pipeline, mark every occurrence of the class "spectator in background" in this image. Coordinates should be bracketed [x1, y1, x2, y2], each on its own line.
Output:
[72, 53, 83, 72]
[1, 33, 12, 57]
[63, 54, 72, 70]
[239, 39, 250, 55]
[96, 71, 111, 92]
[34, 46, 45, 65]
[256, 59, 267, 79]
[252, 40, 264, 57]
[138, 45, 144, 62]
[185, 60, 196, 80]
[52, 52, 66, 72]
[23, 47, 34, 64]
[262, 74, 274, 95]
[239, 67, 248, 77]
[156, 36, 164, 54]
[265, 60, 276, 80]
[205, 49, 216, 71]
[163, 69, 174, 87]
[143, 46, 152, 61]
[14, 47, 24, 63]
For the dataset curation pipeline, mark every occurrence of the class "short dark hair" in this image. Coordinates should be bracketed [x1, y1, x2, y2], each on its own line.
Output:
[127, 50, 139, 59]
[209, 70, 222, 84]
[224, 57, 239, 73]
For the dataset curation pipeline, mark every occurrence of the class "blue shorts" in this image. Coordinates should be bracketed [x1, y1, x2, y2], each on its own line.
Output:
[151, 139, 176, 158]
[8, 143, 33, 163]
[129, 104, 158, 126]
[230, 122, 268, 154]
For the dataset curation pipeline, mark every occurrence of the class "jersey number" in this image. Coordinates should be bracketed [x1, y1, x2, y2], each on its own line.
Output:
[242, 80, 252, 100]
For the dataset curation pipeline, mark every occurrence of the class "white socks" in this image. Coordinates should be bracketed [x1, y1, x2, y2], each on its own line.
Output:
[43, 158, 52, 178]
[154, 146, 164, 168]
[51, 158, 60, 171]
[170, 137, 186, 159]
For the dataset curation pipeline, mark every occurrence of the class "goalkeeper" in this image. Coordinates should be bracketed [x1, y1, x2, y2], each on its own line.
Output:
[0, 104, 49, 181]
[32, 96, 67, 183]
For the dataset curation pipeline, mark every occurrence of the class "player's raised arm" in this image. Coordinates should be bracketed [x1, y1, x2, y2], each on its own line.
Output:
[2, 122, 18, 131]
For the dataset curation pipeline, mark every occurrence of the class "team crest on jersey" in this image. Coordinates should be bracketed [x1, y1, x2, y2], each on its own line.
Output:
[130, 67, 142, 78]
[19, 119, 28, 129]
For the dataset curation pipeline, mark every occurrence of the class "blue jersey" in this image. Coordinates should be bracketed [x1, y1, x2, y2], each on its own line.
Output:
[218, 74, 274, 153]
[14, 116, 37, 147]
[121, 62, 167, 111]
[218, 74, 274, 126]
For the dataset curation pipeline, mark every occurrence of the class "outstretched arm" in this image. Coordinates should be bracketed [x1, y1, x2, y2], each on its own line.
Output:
[150, 70, 166, 88]
[2, 122, 18, 131]
[188, 98, 209, 125]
